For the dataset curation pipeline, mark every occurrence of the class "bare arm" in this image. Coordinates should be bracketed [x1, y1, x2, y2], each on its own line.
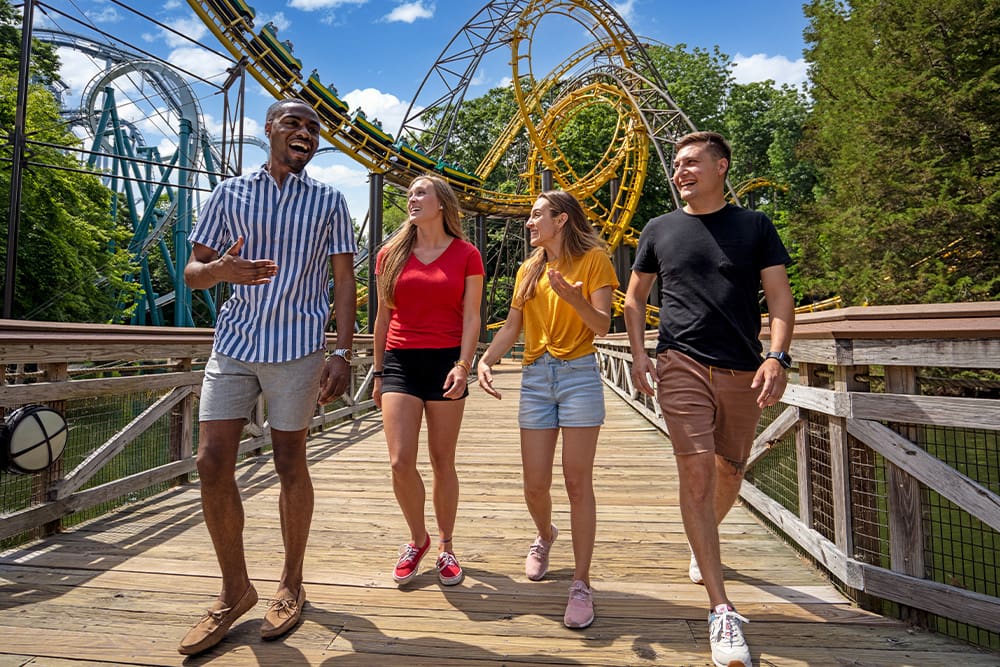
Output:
[371, 278, 390, 410]
[442, 274, 484, 399]
[318, 252, 357, 405]
[183, 237, 278, 290]
[624, 270, 658, 396]
[476, 308, 523, 399]
[752, 264, 796, 408]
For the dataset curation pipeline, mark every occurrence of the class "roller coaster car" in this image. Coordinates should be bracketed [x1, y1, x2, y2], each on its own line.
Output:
[206, 0, 255, 29]
[257, 22, 303, 77]
[435, 159, 484, 187]
[393, 140, 438, 172]
[303, 71, 350, 115]
[350, 110, 394, 154]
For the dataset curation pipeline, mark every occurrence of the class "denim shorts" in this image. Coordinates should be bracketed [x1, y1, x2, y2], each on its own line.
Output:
[199, 349, 324, 431]
[518, 352, 605, 429]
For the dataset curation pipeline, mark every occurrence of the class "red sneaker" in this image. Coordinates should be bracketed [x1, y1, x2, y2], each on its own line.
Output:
[393, 534, 431, 585]
[436, 551, 465, 586]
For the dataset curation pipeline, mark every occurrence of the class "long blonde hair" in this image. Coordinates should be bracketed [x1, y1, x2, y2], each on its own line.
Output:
[377, 174, 466, 309]
[513, 190, 606, 304]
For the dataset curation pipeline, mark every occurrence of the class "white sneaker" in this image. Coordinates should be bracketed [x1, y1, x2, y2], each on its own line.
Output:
[708, 604, 752, 667]
[689, 552, 704, 584]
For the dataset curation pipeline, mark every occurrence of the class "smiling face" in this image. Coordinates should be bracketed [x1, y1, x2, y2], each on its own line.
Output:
[406, 177, 443, 227]
[526, 197, 566, 256]
[672, 141, 728, 212]
[265, 101, 321, 175]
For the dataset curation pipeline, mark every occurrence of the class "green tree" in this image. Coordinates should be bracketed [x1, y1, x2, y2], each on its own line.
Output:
[0, 0, 137, 321]
[795, 0, 1000, 304]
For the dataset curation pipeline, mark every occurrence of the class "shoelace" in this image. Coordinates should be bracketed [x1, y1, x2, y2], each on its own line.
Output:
[266, 596, 299, 619]
[397, 542, 421, 565]
[437, 552, 459, 571]
[568, 583, 591, 601]
[711, 609, 750, 644]
[200, 605, 233, 623]
[527, 537, 550, 557]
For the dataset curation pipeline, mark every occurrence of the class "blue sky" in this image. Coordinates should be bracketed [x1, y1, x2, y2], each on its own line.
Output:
[39, 0, 811, 221]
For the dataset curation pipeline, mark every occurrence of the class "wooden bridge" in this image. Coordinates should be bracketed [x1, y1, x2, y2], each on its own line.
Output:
[1, 305, 998, 665]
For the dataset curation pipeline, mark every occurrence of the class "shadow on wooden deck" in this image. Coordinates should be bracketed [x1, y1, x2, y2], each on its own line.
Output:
[1, 367, 997, 666]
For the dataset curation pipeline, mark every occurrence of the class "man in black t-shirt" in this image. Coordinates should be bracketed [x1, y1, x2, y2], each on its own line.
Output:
[624, 131, 795, 667]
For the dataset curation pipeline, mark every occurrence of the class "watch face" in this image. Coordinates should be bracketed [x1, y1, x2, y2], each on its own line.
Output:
[335, 349, 352, 362]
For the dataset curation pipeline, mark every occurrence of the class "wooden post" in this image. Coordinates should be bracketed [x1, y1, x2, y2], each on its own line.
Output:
[795, 362, 820, 527]
[169, 357, 194, 486]
[884, 365, 927, 626]
[830, 364, 868, 556]
[38, 362, 68, 535]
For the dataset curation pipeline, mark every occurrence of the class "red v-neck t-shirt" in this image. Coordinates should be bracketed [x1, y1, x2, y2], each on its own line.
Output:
[377, 238, 485, 350]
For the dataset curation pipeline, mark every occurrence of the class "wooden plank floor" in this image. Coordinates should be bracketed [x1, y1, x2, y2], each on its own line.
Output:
[1, 366, 997, 666]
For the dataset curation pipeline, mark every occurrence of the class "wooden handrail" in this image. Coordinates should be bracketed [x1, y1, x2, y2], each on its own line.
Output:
[595, 301, 1000, 641]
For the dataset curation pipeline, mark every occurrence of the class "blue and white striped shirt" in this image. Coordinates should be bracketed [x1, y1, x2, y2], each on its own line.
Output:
[190, 165, 357, 363]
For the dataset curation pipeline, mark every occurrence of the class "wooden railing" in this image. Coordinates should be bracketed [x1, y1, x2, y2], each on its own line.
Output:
[0, 321, 377, 544]
[596, 302, 1000, 642]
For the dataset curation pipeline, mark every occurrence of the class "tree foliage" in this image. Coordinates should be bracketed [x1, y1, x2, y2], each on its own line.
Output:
[794, 0, 1000, 304]
[0, 0, 137, 321]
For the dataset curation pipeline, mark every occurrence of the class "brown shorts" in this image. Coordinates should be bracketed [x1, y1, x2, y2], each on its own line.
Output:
[655, 349, 762, 470]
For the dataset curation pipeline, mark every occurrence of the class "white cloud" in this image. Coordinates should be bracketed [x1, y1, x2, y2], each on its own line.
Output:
[289, 0, 367, 10]
[162, 16, 208, 48]
[86, 5, 121, 24]
[56, 47, 104, 99]
[611, 0, 637, 25]
[383, 1, 434, 24]
[164, 0, 181, 9]
[342, 87, 415, 137]
[497, 76, 513, 88]
[731, 53, 808, 88]
[165, 47, 231, 81]
[256, 11, 291, 32]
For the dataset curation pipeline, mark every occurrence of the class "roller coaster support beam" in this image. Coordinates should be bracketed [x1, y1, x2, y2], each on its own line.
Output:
[174, 118, 194, 326]
[3, 0, 34, 318]
[475, 214, 487, 341]
[367, 172, 384, 333]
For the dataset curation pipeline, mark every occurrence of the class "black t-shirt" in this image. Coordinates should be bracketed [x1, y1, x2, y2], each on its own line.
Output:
[632, 204, 791, 371]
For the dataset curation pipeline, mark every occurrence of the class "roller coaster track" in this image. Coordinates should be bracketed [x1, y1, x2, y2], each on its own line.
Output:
[188, 0, 697, 245]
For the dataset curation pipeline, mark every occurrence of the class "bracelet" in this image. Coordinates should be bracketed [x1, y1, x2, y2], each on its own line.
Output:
[372, 370, 383, 378]
[454, 359, 471, 372]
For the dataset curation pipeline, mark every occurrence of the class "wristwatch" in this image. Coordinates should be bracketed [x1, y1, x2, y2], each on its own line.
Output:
[330, 348, 352, 363]
[764, 351, 793, 369]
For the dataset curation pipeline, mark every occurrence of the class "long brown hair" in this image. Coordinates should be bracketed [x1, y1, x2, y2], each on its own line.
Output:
[377, 174, 465, 309]
[513, 190, 606, 304]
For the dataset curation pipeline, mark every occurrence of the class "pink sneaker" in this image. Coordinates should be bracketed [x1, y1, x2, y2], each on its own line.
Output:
[393, 534, 431, 585]
[525, 525, 558, 581]
[436, 551, 465, 586]
[563, 579, 595, 629]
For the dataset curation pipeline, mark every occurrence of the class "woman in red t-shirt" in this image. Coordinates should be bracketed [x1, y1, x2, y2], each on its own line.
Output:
[373, 174, 484, 587]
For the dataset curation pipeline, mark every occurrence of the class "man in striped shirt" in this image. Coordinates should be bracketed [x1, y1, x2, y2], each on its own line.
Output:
[178, 99, 357, 655]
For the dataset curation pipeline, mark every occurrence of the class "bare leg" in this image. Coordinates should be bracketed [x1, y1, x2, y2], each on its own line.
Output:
[425, 398, 466, 552]
[676, 451, 730, 608]
[271, 427, 312, 599]
[560, 426, 600, 585]
[382, 392, 429, 545]
[196, 419, 252, 604]
[520, 428, 559, 542]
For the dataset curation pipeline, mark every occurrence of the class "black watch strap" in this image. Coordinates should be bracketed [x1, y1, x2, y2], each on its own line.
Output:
[764, 351, 792, 368]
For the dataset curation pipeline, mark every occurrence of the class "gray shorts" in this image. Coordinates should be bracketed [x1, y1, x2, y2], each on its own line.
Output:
[199, 349, 325, 431]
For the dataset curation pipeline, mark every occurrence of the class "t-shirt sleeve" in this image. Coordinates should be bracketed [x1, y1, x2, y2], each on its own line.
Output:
[464, 242, 485, 277]
[327, 191, 357, 256]
[585, 248, 619, 292]
[632, 220, 659, 274]
[188, 186, 230, 254]
[756, 214, 792, 270]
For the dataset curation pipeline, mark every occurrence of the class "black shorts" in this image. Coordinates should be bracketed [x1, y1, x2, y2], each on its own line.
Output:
[382, 346, 469, 401]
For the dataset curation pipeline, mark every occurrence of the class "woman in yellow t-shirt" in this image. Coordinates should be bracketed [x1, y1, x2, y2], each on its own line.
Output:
[477, 190, 618, 630]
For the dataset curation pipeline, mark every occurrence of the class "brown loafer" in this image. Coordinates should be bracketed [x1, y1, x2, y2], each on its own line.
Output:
[260, 585, 306, 640]
[178, 584, 258, 656]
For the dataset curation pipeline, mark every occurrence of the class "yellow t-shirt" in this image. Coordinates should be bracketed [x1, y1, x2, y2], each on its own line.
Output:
[512, 247, 619, 365]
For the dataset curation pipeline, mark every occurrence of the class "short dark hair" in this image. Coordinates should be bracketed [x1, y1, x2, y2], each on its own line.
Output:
[266, 98, 310, 122]
[675, 131, 732, 173]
